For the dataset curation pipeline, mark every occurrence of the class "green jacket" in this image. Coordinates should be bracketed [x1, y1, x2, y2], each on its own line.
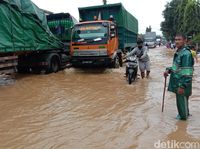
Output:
[167, 46, 194, 96]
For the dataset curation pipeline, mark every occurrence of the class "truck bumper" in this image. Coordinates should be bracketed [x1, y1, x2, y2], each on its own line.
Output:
[71, 56, 112, 67]
[145, 42, 156, 48]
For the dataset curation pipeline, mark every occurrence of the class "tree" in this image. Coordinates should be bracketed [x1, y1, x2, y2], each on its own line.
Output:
[161, 0, 180, 41]
[161, 0, 200, 41]
[183, 0, 200, 35]
[176, 0, 189, 33]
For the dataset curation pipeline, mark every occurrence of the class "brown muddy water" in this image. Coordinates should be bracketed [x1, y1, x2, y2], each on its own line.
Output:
[0, 47, 199, 149]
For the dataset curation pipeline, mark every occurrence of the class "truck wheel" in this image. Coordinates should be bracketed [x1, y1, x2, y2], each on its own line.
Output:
[50, 56, 59, 73]
[44, 55, 60, 74]
[112, 56, 120, 68]
[117, 52, 123, 67]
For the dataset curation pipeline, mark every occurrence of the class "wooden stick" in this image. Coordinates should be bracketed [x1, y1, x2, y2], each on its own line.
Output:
[162, 76, 167, 112]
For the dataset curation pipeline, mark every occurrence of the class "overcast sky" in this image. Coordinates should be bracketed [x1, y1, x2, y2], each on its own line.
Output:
[31, 0, 171, 35]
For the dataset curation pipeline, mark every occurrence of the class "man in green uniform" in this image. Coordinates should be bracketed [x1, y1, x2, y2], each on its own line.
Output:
[164, 34, 194, 120]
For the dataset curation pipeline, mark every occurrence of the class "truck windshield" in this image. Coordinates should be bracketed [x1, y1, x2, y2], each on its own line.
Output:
[145, 39, 154, 42]
[72, 23, 108, 41]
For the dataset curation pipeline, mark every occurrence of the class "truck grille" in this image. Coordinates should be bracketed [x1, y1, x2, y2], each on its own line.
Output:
[73, 49, 107, 56]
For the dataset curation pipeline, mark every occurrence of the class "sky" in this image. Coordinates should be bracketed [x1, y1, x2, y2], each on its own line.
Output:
[31, 0, 171, 35]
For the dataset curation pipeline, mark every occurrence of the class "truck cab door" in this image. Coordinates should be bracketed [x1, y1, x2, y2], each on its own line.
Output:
[108, 23, 119, 56]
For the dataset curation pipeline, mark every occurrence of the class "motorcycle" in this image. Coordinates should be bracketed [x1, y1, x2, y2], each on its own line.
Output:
[125, 55, 138, 84]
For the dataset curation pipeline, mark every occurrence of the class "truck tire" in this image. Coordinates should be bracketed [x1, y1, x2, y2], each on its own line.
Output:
[117, 52, 123, 67]
[112, 55, 120, 68]
[45, 55, 60, 74]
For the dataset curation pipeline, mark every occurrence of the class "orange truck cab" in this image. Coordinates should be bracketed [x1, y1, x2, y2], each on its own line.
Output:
[70, 3, 138, 67]
[70, 20, 121, 67]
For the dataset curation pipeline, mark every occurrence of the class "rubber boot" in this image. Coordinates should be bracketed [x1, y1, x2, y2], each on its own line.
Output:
[141, 72, 145, 79]
[146, 71, 150, 78]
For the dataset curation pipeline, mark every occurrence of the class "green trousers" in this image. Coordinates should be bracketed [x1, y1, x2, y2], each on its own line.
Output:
[176, 94, 189, 120]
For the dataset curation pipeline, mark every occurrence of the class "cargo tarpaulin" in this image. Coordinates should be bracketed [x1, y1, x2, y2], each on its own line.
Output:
[0, 0, 62, 53]
[47, 13, 78, 42]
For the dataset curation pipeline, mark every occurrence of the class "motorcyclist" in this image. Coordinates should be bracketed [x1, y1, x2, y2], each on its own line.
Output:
[125, 38, 150, 79]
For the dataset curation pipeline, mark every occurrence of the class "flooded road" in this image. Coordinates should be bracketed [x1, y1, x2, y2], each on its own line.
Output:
[0, 46, 199, 149]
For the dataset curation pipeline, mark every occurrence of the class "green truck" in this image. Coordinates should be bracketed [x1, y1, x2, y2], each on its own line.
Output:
[79, 3, 138, 51]
[47, 13, 77, 48]
[0, 0, 70, 74]
[70, 3, 138, 67]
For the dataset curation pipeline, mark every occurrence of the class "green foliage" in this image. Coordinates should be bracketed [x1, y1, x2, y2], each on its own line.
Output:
[177, 0, 188, 33]
[161, 0, 200, 41]
[161, 0, 181, 41]
[192, 33, 200, 43]
[183, 0, 200, 35]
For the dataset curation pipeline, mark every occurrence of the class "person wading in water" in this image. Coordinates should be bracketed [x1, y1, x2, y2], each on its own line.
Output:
[125, 38, 150, 79]
[164, 33, 194, 120]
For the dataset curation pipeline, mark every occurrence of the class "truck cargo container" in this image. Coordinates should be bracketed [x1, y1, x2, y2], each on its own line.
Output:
[0, 0, 69, 74]
[70, 3, 138, 67]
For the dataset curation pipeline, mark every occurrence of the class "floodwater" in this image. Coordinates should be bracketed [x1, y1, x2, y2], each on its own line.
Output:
[0, 47, 199, 149]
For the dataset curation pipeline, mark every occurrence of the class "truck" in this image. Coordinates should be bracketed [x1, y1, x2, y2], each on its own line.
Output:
[70, 3, 138, 67]
[0, 0, 70, 74]
[144, 32, 157, 48]
[47, 13, 78, 53]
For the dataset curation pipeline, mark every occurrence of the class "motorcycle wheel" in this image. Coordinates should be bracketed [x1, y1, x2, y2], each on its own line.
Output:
[133, 68, 138, 81]
[128, 73, 132, 85]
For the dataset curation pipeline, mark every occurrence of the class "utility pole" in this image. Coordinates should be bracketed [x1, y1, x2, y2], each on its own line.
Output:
[103, 0, 107, 5]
